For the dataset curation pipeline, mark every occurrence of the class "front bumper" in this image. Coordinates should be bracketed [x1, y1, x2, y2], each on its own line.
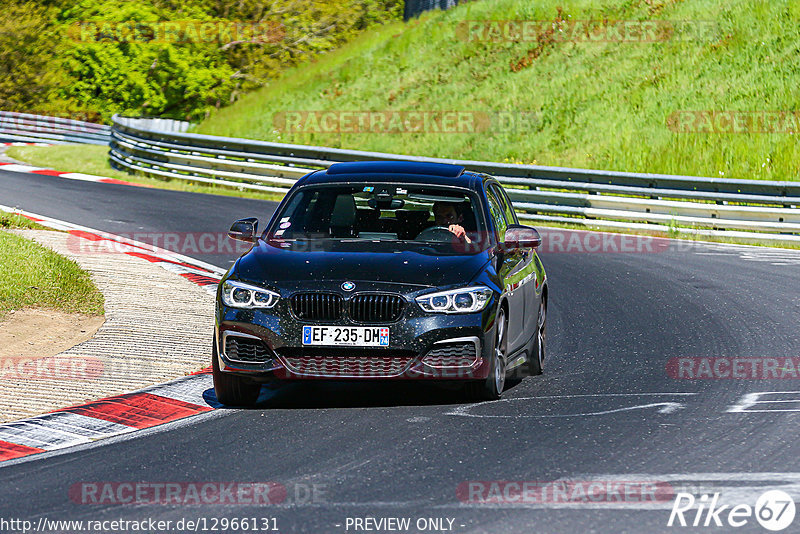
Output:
[215, 282, 496, 381]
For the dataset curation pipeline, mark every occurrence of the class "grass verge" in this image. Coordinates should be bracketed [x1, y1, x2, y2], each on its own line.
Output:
[0, 219, 105, 318]
[196, 0, 800, 182]
[0, 211, 47, 230]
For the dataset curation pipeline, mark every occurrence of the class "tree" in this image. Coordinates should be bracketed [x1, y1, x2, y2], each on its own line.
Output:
[0, 2, 68, 112]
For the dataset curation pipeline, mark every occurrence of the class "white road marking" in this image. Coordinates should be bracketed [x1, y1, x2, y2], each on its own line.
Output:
[728, 391, 800, 413]
[693, 243, 800, 266]
[446, 393, 697, 418]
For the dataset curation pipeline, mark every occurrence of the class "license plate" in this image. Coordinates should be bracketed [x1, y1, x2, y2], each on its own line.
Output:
[302, 326, 389, 347]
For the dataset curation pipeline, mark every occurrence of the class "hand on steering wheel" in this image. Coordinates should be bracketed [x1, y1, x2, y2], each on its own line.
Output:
[414, 226, 457, 242]
[447, 224, 471, 243]
[414, 225, 470, 243]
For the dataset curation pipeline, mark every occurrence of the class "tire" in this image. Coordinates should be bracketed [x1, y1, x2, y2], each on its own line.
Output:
[527, 297, 546, 376]
[212, 339, 261, 407]
[465, 307, 507, 401]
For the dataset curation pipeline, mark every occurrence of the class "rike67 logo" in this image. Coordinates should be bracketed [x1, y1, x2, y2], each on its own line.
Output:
[668, 490, 796, 531]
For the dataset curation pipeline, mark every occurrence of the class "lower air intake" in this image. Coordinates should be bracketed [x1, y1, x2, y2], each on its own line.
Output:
[421, 342, 478, 367]
[277, 348, 414, 377]
[224, 336, 272, 363]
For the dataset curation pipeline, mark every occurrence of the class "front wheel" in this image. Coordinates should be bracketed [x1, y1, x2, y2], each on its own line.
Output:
[465, 307, 507, 401]
[212, 339, 261, 407]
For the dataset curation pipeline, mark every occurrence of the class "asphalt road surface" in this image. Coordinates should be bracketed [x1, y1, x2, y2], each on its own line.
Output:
[1, 167, 799, 534]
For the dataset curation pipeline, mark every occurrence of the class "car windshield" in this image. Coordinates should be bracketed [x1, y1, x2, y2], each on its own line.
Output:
[266, 183, 487, 252]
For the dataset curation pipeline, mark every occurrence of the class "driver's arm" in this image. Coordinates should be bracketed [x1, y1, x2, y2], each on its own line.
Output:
[448, 224, 471, 243]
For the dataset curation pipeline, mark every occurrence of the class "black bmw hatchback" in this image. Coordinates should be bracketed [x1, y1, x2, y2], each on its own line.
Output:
[214, 161, 548, 405]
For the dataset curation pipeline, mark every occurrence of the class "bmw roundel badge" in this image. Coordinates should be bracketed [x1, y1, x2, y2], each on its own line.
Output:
[342, 281, 356, 291]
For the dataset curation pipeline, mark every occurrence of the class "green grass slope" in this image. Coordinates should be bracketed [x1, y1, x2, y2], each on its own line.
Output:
[196, 0, 800, 181]
[0, 216, 105, 318]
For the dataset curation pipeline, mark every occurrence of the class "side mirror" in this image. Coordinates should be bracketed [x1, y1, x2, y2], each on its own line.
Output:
[228, 217, 259, 242]
[499, 224, 541, 252]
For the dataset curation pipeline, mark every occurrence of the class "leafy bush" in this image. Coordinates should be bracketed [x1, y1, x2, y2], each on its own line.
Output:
[0, 2, 68, 113]
[1, 0, 402, 121]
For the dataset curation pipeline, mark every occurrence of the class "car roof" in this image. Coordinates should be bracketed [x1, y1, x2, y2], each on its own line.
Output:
[297, 160, 482, 189]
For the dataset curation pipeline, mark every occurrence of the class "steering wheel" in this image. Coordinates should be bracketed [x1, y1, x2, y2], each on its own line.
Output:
[414, 226, 458, 242]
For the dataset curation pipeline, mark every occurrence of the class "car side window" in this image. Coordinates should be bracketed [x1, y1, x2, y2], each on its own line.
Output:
[493, 184, 519, 225]
[486, 187, 509, 242]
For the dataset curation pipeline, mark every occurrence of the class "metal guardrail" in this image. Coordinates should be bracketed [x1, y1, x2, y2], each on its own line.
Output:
[108, 114, 800, 244]
[0, 111, 110, 145]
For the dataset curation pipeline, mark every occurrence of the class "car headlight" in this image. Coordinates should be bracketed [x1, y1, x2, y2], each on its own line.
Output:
[220, 280, 279, 309]
[416, 286, 493, 314]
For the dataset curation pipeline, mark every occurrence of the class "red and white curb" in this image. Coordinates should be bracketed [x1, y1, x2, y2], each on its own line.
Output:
[0, 207, 231, 463]
[0, 142, 51, 147]
[0, 371, 215, 462]
[0, 160, 146, 187]
[0, 205, 225, 296]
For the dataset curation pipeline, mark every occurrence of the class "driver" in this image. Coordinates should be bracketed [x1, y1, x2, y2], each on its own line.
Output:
[430, 201, 472, 243]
